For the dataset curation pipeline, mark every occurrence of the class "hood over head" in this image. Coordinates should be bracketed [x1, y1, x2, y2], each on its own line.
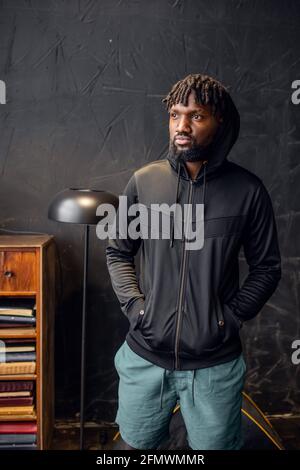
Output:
[166, 90, 240, 247]
[166, 91, 240, 183]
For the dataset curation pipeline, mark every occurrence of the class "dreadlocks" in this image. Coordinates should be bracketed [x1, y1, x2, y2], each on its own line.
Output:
[162, 73, 230, 117]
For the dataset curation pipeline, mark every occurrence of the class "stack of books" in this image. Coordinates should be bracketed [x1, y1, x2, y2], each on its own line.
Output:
[0, 297, 36, 327]
[0, 380, 34, 422]
[0, 298, 36, 376]
[0, 298, 37, 448]
[0, 420, 37, 449]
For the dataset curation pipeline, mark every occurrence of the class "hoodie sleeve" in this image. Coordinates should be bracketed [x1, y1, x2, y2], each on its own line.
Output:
[227, 181, 281, 323]
[106, 173, 145, 329]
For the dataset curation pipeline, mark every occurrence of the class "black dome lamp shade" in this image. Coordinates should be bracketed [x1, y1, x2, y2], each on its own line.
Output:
[48, 188, 119, 450]
[48, 188, 119, 225]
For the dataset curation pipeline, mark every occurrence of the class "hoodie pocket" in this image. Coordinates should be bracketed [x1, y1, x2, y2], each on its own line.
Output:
[139, 292, 176, 353]
[138, 288, 152, 330]
[179, 295, 224, 356]
[221, 303, 242, 343]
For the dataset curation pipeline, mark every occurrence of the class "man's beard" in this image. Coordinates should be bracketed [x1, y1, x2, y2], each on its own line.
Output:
[168, 138, 216, 163]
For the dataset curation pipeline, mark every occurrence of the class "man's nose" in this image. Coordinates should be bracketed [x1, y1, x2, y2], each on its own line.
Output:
[176, 116, 191, 134]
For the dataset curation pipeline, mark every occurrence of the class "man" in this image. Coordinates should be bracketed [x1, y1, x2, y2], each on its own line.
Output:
[106, 74, 281, 450]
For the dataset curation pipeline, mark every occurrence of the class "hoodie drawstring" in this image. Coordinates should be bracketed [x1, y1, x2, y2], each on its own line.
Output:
[170, 160, 182, 248]
[170, 160, 208, 248]
[202, 160, 207, 207]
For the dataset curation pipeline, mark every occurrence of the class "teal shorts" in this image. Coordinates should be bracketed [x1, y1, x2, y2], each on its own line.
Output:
[114, 340, 246, 450]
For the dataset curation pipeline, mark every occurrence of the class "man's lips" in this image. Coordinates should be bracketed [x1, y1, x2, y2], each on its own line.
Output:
[175, 136, 192, 145]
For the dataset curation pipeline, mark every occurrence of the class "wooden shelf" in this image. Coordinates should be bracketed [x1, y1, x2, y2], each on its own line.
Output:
[0, 235, 56, 449]
[0, 292, 36, 297]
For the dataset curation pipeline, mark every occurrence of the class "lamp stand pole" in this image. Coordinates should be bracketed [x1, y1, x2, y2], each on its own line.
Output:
[80, 224, 89, 450]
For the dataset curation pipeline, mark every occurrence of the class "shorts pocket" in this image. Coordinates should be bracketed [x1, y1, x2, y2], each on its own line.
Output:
[114, 342, 125, 371]
[210, 355, 246, 396]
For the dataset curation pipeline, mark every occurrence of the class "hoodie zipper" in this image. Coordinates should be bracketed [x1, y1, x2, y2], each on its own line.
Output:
[174, 179, 194, 370]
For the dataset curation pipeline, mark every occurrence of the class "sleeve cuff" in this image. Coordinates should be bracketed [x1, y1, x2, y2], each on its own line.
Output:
[224, 303, 243, 329]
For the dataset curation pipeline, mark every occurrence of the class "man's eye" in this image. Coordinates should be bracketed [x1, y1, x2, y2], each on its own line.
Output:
[193, 114, 203, 120]
[171, 112, 178, 119]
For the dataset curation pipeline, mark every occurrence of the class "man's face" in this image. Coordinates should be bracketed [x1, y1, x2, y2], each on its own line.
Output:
[168, 89, 223, 161]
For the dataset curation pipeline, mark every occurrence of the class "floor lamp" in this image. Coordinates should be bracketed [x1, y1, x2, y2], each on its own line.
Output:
[48, 188, 119, 450]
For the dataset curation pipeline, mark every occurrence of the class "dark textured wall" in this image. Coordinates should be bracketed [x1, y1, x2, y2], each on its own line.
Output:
[0, 0, 299, 422]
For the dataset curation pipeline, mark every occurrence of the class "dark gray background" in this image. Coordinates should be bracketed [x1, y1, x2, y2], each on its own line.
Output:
[0, 0, 299, 422]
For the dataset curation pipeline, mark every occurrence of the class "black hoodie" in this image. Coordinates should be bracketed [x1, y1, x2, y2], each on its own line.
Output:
[106, 94, 281, 370]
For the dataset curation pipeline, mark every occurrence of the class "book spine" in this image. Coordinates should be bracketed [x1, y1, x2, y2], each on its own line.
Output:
[0, 315, 36, 325]
[0, 443, 37, 449]
[0, 422, 37, 433]
[0, 362, 36, 374]
[0, 381, 34, 392]
[0, 406, 34, 415]
[0, 397, 33, 406]
[0, 433, 37, 444]
[3, 352, 36, 363]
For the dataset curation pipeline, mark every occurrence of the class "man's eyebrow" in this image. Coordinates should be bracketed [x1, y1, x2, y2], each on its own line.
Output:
[169, 106, 208, 113]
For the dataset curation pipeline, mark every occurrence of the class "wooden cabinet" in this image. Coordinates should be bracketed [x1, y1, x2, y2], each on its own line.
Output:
[0, 251, 37, 293]
[0, 235, 56, 450]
